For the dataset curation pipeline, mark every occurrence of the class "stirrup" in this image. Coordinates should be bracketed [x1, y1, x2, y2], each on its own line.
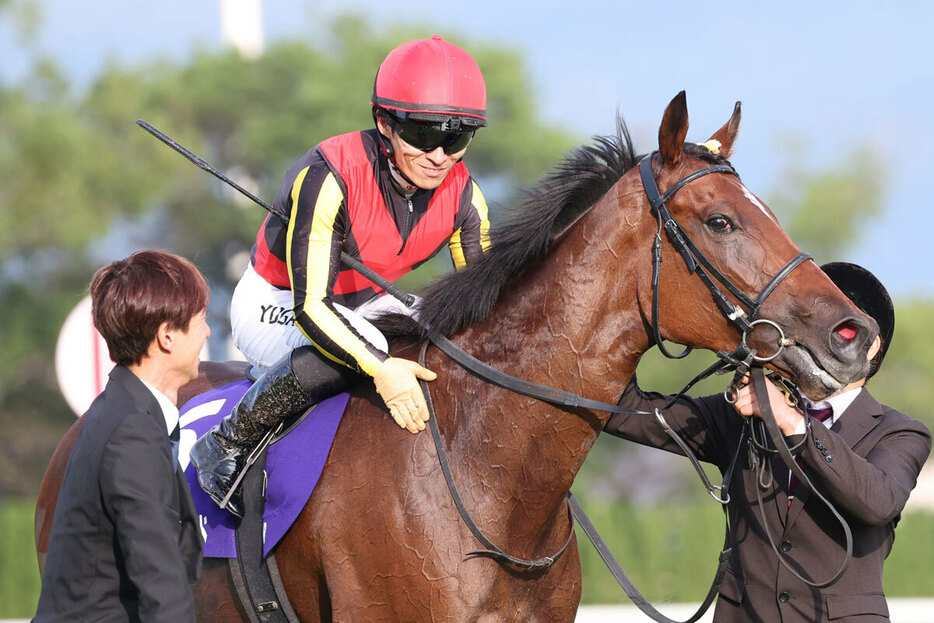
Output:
[219, 422, 282, 513]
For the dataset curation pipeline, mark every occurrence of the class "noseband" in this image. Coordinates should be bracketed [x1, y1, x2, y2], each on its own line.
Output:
[639, 152, 811, 363]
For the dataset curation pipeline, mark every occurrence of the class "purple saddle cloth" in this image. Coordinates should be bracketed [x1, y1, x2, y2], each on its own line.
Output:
[178, 380, 349, 558]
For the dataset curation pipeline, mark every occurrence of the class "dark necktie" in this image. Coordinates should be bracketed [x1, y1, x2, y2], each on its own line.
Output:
[170, 422, 180, 468]
[787, 405, 833, 505]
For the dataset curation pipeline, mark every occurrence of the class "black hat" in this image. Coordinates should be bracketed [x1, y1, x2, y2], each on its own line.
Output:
[820, 262, 894, 378]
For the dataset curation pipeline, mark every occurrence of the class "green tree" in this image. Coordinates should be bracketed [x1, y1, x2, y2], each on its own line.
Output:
[0, 14, 579, 496]
[869, 298, 934, 433]
[767, 141, 886, 263]
[0, 0, 41, 42]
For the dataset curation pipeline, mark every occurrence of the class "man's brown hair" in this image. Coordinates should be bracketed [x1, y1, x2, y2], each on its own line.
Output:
[90, 250, 210, 366]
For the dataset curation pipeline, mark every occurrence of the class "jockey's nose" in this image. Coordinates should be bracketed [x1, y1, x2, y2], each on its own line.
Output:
[424, 146, 448, 164]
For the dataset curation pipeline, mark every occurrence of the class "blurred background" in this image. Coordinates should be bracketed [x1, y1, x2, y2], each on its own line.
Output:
[2, 0, 933, 617]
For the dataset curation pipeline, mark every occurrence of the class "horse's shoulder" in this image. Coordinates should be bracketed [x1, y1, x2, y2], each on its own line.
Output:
[179, 360, 252, 406]
[35, 414, 87, 569]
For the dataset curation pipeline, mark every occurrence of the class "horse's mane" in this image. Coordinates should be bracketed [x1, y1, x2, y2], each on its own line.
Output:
[375, 117, 725, 340]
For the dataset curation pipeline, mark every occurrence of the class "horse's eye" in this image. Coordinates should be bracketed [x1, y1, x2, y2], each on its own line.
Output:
[705, 215, 735, 233]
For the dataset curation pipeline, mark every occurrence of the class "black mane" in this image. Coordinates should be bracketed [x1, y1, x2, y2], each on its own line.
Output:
[376, 118, 646, 340]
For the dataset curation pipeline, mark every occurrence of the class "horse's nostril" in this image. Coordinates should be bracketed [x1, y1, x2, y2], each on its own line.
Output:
[834, 321, 859, 342]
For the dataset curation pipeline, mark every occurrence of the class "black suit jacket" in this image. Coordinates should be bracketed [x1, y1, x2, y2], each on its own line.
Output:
[604, 380, 931, 623]
[34, 366, 202, 623]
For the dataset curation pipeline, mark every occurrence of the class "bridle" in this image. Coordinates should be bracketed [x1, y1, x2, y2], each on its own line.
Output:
[638, 152, 811, 364]
[629, 151, 812, 508]
[636, 153, 852, 593]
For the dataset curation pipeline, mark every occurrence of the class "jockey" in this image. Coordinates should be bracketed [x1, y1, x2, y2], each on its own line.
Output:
[191, 36, 492, 517]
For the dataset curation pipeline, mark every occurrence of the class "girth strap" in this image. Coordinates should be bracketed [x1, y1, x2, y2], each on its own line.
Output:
[230, 449, 301, 623]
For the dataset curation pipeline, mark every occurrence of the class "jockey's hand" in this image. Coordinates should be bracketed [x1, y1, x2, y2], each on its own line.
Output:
[373, 357, 437, 434]
[732, 375, 804, 436]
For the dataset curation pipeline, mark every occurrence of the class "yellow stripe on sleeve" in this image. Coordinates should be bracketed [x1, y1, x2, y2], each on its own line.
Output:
[450, 229, 467, 269]
[473, 181, 492, 252]
[286, 169, 384, 376]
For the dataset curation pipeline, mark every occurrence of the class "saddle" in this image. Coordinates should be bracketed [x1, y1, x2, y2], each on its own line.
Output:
[179, 383, 351, 621]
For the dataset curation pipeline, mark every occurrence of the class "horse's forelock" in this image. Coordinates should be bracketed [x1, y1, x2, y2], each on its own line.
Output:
[683, 142, 731, 166]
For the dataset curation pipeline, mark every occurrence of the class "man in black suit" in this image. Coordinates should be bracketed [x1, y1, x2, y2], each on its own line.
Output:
[604, 262, 931, 622]
[34, 250, 209, 622]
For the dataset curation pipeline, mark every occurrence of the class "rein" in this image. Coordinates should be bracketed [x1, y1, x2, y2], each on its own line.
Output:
[417, 341, 576, 570]
[747, 369, 853, 588]
[401, 153, 827, 620]
[408, 154, 850, 617]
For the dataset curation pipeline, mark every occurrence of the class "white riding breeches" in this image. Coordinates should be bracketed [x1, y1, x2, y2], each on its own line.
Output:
[230, 264, 416, 369]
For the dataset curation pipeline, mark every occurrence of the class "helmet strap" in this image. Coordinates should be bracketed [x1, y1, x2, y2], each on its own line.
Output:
[373, 108, 393, 155]
[374, 108, 420, 192]
[387, 160, 418, 195]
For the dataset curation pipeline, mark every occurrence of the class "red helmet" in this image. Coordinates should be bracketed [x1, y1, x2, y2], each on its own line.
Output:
[372, 36, 487, 131]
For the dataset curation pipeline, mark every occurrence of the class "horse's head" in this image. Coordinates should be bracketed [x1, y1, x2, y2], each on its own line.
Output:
[633, 91, 876, 399]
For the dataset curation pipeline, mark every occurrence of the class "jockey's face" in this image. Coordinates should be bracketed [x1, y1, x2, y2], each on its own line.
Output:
[377, 115, 467, 190]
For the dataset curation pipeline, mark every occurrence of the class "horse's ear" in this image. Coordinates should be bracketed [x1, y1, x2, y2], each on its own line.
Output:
[707, 101, 742, 159]
[658, 91, 689, 165]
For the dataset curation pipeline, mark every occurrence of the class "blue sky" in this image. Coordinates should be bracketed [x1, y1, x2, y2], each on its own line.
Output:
[3, 0, 932, 296]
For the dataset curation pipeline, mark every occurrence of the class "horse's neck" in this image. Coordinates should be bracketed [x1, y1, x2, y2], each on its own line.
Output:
[438, 191, 652, 531]
[461, 191, 651, 415]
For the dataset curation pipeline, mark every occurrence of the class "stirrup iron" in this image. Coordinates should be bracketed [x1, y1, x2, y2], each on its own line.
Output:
[219, 422, 282, 512]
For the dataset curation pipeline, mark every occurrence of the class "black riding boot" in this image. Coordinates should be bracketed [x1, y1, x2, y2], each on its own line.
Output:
[190, 346, 358, 517]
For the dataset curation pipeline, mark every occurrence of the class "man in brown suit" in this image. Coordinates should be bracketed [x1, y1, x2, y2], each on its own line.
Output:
[604, 262, 931, 622]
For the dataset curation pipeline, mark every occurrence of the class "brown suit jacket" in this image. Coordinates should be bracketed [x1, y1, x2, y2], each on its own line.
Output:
[604, 380, 931, 623]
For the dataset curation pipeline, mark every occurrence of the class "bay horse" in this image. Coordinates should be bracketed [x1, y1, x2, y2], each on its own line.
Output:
[36, 92, 877, 621]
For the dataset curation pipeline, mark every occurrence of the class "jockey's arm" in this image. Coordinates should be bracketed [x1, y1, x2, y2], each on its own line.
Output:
[286, 166, 387, 377]
[286, 166, 435, 433]
[448, 179, 491, 268]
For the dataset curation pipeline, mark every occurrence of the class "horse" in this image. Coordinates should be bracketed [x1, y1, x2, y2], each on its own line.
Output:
[36, 92, 877, 621]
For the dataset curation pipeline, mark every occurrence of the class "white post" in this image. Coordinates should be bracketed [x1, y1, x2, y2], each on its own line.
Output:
[219, 0, 265, 59]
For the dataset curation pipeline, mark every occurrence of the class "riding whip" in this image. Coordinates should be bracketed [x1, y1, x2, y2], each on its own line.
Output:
[135, 120, 416, 308]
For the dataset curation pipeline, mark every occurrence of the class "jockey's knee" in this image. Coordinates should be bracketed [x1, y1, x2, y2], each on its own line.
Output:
[290, 346, 361, 393]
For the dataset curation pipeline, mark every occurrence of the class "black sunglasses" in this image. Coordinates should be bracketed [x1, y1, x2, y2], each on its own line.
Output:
[387, 116, 474, 155]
